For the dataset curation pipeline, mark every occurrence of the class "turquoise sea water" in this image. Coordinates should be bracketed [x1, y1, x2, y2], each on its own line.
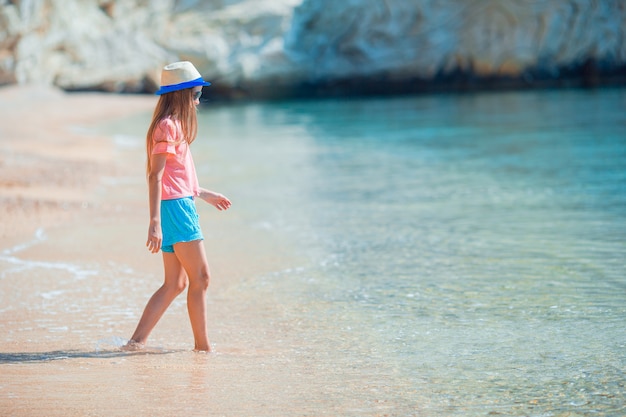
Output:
[195, 88, 626, 415]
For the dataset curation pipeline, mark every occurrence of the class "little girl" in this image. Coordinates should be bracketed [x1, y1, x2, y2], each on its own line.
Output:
[125, 61, 231, 352]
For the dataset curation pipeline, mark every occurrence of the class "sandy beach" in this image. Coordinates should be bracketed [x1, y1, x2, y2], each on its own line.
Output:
[0, 86, 151, 243]
[0, 86, 317, 416]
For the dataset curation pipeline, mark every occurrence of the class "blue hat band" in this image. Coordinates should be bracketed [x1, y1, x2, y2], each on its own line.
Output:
[155, 77, 211, 95]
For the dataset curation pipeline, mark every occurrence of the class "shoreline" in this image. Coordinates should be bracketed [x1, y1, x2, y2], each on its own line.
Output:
[0, 84, 326, 417]
[208, 69, 626, 101]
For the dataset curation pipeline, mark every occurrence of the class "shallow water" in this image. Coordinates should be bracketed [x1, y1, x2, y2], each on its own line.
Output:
[1, 88, 625, 416]
[194, 88, 626, 415]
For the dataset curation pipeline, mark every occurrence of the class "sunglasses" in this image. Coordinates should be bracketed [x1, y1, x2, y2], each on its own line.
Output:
[193, 90, 202, 101]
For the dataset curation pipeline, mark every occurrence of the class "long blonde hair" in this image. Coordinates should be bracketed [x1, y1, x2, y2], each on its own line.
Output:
[145, 88, 198, 175]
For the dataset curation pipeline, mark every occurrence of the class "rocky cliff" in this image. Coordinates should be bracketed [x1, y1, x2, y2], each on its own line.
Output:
[1, 0, 624, 99]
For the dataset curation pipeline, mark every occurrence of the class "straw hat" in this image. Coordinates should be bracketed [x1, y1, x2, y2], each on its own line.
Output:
[155, 61, 211, 95]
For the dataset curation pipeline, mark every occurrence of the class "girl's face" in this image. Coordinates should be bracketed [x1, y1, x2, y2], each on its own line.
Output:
[192, 87, 202, 106]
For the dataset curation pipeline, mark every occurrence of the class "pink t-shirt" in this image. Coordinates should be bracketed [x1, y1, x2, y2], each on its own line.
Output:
[151, 117, 200, 200]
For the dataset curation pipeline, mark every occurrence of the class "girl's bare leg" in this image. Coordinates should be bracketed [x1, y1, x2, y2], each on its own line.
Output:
[127, 252, 188, 346]
[172, 240, 211, 351]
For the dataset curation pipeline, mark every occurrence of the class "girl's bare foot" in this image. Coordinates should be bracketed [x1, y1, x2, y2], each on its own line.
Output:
[121, 339, 145, 351]
[193, 343, 212, 353]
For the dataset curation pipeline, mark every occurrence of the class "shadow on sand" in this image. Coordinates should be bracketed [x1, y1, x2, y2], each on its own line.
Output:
[0, 348, 180, 364]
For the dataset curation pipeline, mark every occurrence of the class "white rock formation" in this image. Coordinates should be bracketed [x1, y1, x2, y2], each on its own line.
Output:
[0, 0, 624, 96]
[0, 0, 176, 90]
[285, 0, 626, 80]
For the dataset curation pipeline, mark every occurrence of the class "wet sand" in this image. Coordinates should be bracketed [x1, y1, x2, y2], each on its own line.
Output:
[0, 87, 275, 416]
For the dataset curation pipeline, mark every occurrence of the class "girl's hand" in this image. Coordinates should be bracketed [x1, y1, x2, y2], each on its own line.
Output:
[146, 220, 162, 254]
[199, 190, 232, 211]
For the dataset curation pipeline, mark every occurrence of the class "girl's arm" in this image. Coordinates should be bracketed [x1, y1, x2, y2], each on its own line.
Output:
[198, 187, 232, 211]
[146, 153, 167, 253]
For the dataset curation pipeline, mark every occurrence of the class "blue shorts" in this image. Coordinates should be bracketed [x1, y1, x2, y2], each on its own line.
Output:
[160, 196, 204, 253]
